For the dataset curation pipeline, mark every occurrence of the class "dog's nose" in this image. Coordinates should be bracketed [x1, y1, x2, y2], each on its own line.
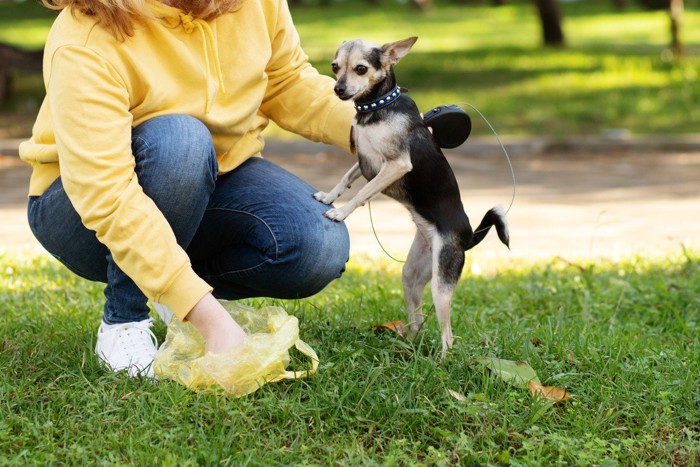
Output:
[334, 83, 345, 97]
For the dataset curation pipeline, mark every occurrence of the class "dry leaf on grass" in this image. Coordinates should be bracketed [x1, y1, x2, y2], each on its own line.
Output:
[473, 357, 572, 403]
[371, 320, 408, 338]
[528, 381, 572, 403]
[447, 389, 467, 402]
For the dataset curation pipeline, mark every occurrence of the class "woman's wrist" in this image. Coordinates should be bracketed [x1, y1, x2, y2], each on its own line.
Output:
[185, 293, 247, 353]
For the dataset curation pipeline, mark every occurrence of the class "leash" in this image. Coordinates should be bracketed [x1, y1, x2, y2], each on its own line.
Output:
[368, 198, 407, 263]
[368, 102, 517, 263]
[457, 102, 517, 218]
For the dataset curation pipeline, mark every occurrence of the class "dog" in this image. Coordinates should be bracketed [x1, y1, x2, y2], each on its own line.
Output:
[314, 36, 510, 357]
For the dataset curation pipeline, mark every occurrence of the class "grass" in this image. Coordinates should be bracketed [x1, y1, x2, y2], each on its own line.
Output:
[0, 1, 699, 138]
[2, 1, 698, 463]
[1, 248, 698, 464]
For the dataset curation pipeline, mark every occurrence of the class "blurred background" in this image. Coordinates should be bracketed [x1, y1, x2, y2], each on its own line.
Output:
[0, 0, 698, 140]
[1, 0, 698, 259]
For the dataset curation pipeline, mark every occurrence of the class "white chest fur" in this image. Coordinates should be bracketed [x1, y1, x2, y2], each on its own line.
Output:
[353, 114, 410, 180]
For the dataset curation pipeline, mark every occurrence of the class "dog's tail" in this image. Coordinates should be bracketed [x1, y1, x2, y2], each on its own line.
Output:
[467, 206, 510, 251]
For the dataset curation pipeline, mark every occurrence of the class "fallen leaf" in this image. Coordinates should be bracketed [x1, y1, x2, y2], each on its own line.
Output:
[372, 320, 408, 338]
[447, 389, 467, 402]
[473, 357, 541, 388]
[474, 357, 573, 405]
[528, 381, 572, 403]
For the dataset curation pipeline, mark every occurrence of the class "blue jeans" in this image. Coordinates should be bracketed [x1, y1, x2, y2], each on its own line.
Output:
[28, 115, 350, 324]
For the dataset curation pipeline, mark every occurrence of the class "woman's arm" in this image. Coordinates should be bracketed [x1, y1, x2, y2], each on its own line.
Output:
[186, 293, 247, 353]
[259, 0, 355, 151]
[48, 45, 212, 319]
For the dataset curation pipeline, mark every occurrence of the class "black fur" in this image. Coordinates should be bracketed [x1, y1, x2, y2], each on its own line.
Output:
[323, 38, 510, 356]
[355, 70, 508, 254]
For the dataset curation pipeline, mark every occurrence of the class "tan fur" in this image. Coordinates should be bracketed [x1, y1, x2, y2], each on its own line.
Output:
[316, 36, 487, 358]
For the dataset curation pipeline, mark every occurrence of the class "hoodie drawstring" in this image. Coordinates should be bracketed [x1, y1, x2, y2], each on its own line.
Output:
[179, 13, 227, 113]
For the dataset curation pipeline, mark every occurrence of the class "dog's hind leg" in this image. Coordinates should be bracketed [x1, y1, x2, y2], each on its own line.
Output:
[402, 230, 433, 339]
[432, 237, 465, 358]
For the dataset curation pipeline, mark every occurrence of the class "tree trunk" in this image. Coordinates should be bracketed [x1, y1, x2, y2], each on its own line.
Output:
[534, 0, 565, 47]
[0, 42, 43, 107]
[612, 0, 626, 10]
[409, 0, 432, 11]
[0, 72, 10, 107]
[669, 0, 684, 57]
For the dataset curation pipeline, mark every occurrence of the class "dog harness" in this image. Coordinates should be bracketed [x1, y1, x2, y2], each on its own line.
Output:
[355, 85, 401, 113]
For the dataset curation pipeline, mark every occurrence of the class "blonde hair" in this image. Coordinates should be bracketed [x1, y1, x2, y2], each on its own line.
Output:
[41, 0, 243, 41]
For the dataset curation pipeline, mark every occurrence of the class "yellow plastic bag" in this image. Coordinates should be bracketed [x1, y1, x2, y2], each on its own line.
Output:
[153, 301, 319, 397]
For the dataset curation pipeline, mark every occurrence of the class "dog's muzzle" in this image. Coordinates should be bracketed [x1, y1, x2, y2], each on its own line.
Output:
[333, 83, 352, 100]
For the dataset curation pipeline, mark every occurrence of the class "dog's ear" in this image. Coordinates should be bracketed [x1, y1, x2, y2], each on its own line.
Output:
[380, 36, 418, 66]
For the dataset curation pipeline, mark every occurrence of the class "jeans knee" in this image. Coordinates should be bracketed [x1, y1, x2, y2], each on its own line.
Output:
[279, 220, 350, 298]
[132, 114, 218, 189]
[130, 115, 219, 245]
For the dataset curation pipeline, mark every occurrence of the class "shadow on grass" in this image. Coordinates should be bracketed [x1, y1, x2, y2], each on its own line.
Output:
[2, 0, 699, 137]
[0, 250, 698, 464]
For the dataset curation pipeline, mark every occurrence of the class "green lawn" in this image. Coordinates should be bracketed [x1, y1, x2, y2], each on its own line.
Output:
[1, 0, 699, 137]
[1, 249, 698, 464]
[2, 1, 698, 464]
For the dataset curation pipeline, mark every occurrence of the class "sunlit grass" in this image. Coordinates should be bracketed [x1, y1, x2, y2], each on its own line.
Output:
[298, 3, 700, 137]
[571, 10, 700, 47]
[0, 0, 699, 136]
[0, 19, 52, 48]
[1, 248, 698, 464]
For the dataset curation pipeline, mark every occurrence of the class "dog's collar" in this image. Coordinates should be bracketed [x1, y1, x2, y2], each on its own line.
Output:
[354, 85, 402, 113]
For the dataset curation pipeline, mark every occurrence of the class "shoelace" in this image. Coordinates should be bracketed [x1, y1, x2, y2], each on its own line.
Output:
[110, 319, 158, 360]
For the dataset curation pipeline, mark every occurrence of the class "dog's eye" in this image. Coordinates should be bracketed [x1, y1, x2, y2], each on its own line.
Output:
[331, 63, 340, 74]
[355, 65, 368, 75]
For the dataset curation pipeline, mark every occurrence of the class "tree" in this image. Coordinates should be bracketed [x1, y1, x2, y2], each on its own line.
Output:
[410, 0, 432, 10]
[533, 0, 565, 47]
[0, 42, 43, 106]
[669, 0, 684, 56]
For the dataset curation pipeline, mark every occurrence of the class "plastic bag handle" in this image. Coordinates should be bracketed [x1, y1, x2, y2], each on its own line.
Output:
[275, 339, 319, 381]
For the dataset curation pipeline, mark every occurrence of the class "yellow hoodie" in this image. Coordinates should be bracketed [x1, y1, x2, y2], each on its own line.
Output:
[19, 0, 354, 320]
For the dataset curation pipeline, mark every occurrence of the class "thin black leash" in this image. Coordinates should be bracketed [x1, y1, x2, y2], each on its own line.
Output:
[368, 102, 517, 263]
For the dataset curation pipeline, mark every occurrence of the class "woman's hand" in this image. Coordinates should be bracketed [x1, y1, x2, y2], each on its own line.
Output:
[185, 293, 247, 354]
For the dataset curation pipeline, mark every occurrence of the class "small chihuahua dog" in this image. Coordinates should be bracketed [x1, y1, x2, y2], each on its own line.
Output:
[314, 36, 510, 357]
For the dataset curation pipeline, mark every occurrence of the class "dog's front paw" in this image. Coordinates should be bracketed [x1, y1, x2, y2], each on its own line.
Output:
[313, 191, 336, 205]
[323, 207, 349, 222]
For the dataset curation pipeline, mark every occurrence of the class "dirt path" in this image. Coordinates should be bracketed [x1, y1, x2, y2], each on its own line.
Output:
[2, 146, 698, 263]
[265, 148, 699, 263]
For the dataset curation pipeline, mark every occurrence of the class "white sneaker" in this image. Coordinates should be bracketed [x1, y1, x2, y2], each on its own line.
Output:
[95, 318, 158, 378]
[151, 302, 175, 325]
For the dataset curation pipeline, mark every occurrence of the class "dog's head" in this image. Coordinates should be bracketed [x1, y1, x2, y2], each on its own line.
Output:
[331, 36, 417, 102]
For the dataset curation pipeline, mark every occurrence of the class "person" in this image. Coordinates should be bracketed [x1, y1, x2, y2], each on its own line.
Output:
[19, 0, 356, 377]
